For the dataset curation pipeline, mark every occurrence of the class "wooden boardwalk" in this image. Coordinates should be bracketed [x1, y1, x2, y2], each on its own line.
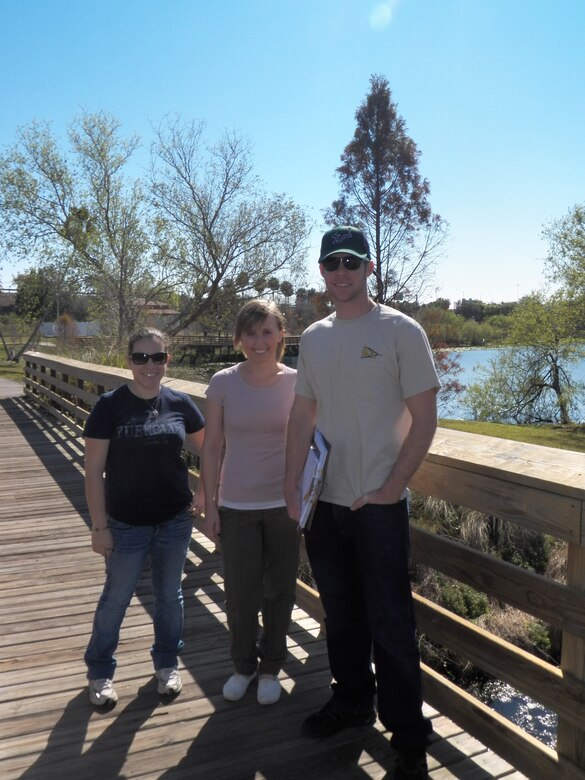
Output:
[0, 387, 528, 779]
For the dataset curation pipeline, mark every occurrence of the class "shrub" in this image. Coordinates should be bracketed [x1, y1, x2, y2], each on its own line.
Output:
[438, 579, 489, 620]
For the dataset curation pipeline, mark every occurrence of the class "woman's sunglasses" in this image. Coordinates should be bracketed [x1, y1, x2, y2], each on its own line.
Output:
[321, 256, 366, 272]
[130, 352, 168, 365]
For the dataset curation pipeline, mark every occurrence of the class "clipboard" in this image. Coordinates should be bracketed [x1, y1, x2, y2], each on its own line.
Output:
[298, 429, 330, 530]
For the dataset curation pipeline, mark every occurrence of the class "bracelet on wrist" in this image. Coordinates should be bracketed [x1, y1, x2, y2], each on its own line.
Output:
[91, 526, 109, 533]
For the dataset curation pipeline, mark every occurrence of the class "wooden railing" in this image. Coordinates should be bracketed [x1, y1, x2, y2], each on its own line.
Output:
[66, 334, 302, 349]
[169, 334, 302, 347]
[22, 350, 585, 780]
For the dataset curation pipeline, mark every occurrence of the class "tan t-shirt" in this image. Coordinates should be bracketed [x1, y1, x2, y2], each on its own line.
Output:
[205, 364, 297, 509]
[295, 304, 440, 507]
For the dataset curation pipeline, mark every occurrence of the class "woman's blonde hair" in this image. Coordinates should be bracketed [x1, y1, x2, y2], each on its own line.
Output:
[233, 299, 286, 362]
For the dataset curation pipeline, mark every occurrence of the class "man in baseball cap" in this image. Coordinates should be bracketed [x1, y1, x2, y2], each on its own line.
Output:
[285, 224, 439, 780]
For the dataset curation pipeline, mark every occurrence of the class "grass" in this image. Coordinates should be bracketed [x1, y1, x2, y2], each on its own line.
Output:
[439, 418, 585, 453]
[0, 360, 25, 383]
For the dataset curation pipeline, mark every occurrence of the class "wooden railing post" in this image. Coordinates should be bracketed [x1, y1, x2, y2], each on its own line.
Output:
[557, 541, 585, 769]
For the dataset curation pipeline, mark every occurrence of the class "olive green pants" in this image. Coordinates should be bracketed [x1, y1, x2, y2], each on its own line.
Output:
[219, 506, 301, 676]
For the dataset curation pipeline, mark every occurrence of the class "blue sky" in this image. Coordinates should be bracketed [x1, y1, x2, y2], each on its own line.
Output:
[1, 0, 584, 303]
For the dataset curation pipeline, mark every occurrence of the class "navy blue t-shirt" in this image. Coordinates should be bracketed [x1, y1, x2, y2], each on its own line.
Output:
[84, 384, 205, 525]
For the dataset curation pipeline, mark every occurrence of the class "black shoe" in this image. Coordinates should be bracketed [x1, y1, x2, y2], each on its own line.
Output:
[302, 696, 376, 738]
[393, 749, 429, 780]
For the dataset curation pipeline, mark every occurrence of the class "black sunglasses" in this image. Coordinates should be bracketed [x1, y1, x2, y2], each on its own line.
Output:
[321, 255, 366, 272]
[130, 351, 168, 365]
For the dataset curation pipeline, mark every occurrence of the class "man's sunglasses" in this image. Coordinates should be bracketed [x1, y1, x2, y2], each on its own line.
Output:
[321, 255, 366, 272]
[130, 352, 168, 365]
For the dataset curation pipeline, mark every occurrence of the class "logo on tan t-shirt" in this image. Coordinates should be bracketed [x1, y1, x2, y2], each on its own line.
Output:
[361, 346, 382, 359]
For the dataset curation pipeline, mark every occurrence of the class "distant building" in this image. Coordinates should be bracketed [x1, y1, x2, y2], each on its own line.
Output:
[39, 321, 101, 337]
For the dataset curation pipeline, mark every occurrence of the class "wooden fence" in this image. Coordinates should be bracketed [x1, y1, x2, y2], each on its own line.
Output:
[22, 350, 585, 780]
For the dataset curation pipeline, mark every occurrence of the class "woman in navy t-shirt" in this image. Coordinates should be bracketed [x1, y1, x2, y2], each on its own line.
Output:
[83, 327, 204, 707]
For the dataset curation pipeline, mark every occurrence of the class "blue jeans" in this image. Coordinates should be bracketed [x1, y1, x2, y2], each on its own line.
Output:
[84, 508, 193, 680]
[304, 500, 431, 751]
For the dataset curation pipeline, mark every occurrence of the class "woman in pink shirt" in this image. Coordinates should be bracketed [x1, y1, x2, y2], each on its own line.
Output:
[201, 299, 299, 705]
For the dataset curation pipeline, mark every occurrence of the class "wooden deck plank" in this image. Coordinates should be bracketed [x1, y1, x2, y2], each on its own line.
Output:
[0, 394, 527, 779]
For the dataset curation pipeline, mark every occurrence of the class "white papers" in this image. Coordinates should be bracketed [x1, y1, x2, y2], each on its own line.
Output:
[298, 429, 330, 530]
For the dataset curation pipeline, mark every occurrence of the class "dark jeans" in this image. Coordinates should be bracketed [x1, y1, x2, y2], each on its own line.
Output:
[305, 499, 431, 750]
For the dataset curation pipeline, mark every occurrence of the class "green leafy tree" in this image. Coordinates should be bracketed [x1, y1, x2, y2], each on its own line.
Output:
[460, 319, 484, 346]
[2, 265, 80, 359]
[463, 293, 585, 424]
[0, 112, 172, 350]
[416, 306, 464, 347]
[325, 74, 447, 304]
[543, 204, 585, 312]
[198, 281, 242, 338]
[480, 314, 513, 344]
[266, 276, 281, 298]
[254, 277, 268, 296]
[150, 118, 311, 335]
[455, 298, 485, 322]
[3, 268, 53, 358]
[14, 269, 52, 322]
[413, 306, 464, 416]
[280, 280, 294, 300]
[14, 264, 81, 322]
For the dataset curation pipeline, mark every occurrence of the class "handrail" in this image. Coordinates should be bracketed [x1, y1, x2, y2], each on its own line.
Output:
[68, 333, 303, 348]
[22, 350, 585, 780]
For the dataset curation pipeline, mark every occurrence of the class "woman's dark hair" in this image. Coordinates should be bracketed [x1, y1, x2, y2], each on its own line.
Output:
[127, 327, 168, 354]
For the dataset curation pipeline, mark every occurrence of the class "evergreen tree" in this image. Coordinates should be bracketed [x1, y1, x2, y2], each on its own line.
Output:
[326, 74, 447, 303]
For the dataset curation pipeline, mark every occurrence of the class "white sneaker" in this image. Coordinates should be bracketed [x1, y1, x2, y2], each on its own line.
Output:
[222, 671, 257, 701]
[156, 666, 182, 695]
[257, 674, 281, 705]
[89, 678, 118, 707]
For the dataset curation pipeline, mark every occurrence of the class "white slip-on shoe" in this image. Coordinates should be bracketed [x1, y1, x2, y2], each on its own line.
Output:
[89, 678, 118, 707]
[222, 671, 257, 701]
[257, 674, 281, 705]
[156, 666, 183, 695]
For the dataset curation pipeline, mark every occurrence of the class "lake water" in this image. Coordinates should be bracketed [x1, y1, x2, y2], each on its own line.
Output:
[484, 681, 557, 748]
[442, 347, 585, 421]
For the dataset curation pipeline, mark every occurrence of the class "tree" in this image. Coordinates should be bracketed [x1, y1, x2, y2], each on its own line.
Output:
[280, 280, 294, 300]
[0, 112, 172, 350]
[416, 306, 463, 347]
[150, 118, 311, 335]
[14, 268, 53, 322]
[55, 312, 79, 346]
[325, 74, 447, 304]
[0, 265, 79, 359]
[266, 276, 281, 298]
[463, 293, 585, 424]
[543, 204, 585, 305]
[14, 264, 83, 321]
[198, 280, 242, 338]
[2, 268, 54, 358]
[412, 306, 465, 416]
[70, 113, 175, 347]
[433, 348, 465, 418]
[455, 298, 485, 322]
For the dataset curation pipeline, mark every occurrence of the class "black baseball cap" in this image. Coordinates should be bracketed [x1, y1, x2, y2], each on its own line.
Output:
[318, 226, 370, 263]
